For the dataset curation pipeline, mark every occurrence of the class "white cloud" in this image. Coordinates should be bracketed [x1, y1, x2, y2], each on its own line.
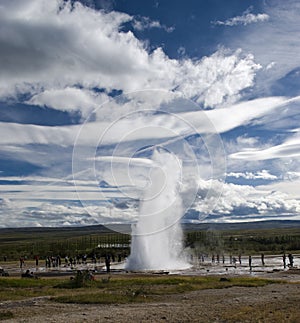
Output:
[227, 170, 277, 180]
[2, 173, 299, 227]
[0, 0, 260, 110]
[27, 87, 109, 119]
[85, 94, 299, 152]
[132, 16, 174, 32]
[0, 1, 299, 227]
[284, 171, 300, 181]
[230, 131, 300, 161]
[230, 0, 300, 94]
[236, 135, 259, 146]
[0, 95, 293, 149]
[193, 179, 300, 220]
[175, 49, 261, 107]
[213, 12, 269, 27]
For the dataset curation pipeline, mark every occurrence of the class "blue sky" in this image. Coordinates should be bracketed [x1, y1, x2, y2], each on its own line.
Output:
[0, 0, 300, 227]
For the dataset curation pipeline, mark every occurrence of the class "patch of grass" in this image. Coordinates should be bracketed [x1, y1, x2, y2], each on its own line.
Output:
[54, 270, 97, 289]
[0, 275, 288, 305]
[0, 311, 14, 320]
[0, 277, 66, 301]
[51, 275, 285, 304]
[52, 291, 150, 304]
[0, 277, 60, 288]
[111, 275, 279, 290]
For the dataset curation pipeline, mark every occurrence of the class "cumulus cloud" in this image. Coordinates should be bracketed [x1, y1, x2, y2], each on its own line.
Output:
[0, 0, 299, 227]
[27, 88, 109, 119]
[213, 12, 269, 27]
[193, 179, 300, 220]
[175, 49, 261, 107]
[2, 176, 299, 227]
[0, 202, 137, 228]
[0, 0, 260, 110]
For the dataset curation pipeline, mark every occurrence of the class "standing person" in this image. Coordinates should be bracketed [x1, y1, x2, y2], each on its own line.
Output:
[238, 254, 242, 265]
[19, 257, 24, 269]
[34, 255, 39, 267]
[261, 253, 265, 266]
[249, 255, 252, 271]
[283, 253, 287, 269]
[105, 255, 111, 273]
[288, 254, 294, 268]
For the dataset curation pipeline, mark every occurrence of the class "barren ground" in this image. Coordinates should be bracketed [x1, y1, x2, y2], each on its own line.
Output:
[1, 270, 300, 323]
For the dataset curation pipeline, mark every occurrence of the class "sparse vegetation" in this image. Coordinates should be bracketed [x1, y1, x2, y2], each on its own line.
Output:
[0, 223, 299, 261]
[186, 227, 300, 255]
[0, 275, 284, 304]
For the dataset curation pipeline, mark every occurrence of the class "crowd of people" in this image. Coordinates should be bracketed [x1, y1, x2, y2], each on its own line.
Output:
[196, 252, 295, 270]
[33, 253, 124, 273]
[0, 252, 297, 278]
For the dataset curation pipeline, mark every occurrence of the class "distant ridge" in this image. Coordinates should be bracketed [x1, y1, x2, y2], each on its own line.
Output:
[0, 220, 299, 234]
[182, 220, 300, 231]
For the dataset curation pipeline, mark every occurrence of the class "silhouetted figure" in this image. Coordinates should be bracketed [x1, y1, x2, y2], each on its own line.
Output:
[288, 253, 294, 268]
[56, 255, 61, 267]
[261, 253, 265, 266]
[34, 255, 39, 267]
[19, 257, 25, 268]
[105, 255, 111, 273]
[238, 254, 242, 265]
[249, 255, 252, 271]
[233, 257, 237, 268]
[283, 253, 287, 269]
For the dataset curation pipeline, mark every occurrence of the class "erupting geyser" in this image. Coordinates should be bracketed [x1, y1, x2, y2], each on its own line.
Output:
[125, 149, 189, 270]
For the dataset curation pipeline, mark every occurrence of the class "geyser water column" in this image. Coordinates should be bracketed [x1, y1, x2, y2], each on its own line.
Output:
[126, 149, 189, 271]
[72, 91, 226, 270]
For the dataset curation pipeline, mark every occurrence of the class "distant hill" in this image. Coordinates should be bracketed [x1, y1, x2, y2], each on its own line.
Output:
[182, 220, 300, 231]
[0, 220, 299, 235]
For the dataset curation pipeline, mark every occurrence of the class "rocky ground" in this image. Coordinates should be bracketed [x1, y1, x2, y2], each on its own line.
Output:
[1, 271, 300, 322]
[1, 260, 300, 322]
